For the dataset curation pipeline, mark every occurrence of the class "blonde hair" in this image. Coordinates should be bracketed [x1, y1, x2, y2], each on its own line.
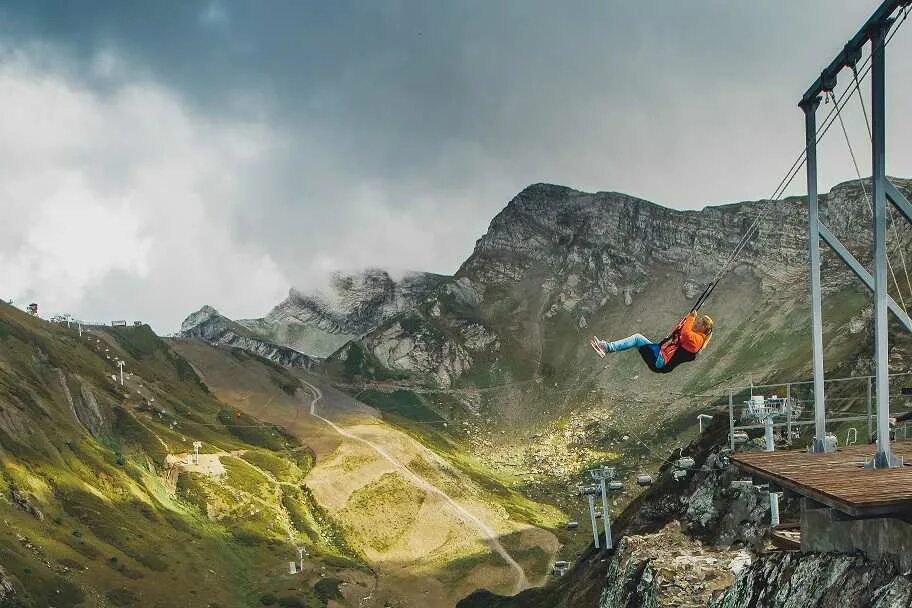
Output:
[700, 315, 714, 335]
[699, 315, 714, 348]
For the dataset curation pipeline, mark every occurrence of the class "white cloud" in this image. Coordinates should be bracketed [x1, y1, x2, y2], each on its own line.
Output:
[0, 51, 288, 331]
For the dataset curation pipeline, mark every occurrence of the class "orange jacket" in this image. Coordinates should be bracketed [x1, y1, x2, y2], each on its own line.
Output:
[660, 312, 706, 362]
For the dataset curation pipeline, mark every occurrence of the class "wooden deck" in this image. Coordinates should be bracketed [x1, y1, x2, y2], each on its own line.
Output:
[730, 443, 912, 517]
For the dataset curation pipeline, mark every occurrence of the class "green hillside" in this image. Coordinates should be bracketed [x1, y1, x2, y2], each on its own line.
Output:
[0, 302, 361, 608]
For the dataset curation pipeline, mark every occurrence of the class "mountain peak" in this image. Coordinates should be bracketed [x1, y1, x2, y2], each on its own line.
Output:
[180, 305, 222, 333]
[514, 182, 575, 198]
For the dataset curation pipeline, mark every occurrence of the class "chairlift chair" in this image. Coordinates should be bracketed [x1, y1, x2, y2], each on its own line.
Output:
[731, 431, 750, 444]
[674, 456, 695, 470]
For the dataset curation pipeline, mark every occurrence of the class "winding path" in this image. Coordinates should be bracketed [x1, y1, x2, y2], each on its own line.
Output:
[299, 378, 529, 594]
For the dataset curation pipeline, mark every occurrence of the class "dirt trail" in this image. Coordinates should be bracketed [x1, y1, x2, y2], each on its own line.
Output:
[300, 379, 530, 594]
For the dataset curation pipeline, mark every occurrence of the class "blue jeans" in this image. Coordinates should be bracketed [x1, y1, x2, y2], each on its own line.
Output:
[601, 334, 665, 369]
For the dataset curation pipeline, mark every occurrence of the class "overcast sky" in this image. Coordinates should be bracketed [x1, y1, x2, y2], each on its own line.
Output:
[1, 1, 910, 332]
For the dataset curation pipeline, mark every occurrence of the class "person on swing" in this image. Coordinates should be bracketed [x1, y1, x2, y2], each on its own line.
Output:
[589, 311, 713, 373]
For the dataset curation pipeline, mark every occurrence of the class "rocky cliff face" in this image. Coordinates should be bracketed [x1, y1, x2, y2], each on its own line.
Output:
[180, 305, 314, 368]
[348, 277, 500, 387]
[457, 180, 906, 312]
[709, 552, 912, 608]
[598, 532, 912, 608]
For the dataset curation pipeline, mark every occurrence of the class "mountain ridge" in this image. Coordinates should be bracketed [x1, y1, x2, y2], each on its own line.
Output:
[180, 177, 912, 398]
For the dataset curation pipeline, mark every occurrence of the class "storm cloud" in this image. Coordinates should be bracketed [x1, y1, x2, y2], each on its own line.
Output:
[1, 1, 910, 331]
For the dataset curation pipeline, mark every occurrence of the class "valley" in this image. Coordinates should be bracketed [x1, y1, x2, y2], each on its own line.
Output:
[171, 339, 564, 608]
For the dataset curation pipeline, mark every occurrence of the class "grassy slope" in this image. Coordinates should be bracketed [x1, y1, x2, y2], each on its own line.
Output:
[0, 303, 360, 608]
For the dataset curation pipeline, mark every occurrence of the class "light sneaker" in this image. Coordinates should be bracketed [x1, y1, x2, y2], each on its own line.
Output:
[589, 336, 606, 358]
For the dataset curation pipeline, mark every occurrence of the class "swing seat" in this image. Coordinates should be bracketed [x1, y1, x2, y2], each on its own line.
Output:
[637, 344, 697, 374]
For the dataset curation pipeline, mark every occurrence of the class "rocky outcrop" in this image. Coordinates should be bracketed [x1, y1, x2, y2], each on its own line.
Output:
[9, 484, 43, 521]
[680, 452, 771, 548]
[619, 427, 776, 551]
[57, 369, 107, 437]
[237, 269, 446, 357]
[0, 565, 15, 604]
[709, 552, 912, 608]
[599, 523, 749, 608]
[359, 305, 499, 388]
[76, 382, 106, 437]
[600, 530, 912, 608]
[180, 306, 314, 369]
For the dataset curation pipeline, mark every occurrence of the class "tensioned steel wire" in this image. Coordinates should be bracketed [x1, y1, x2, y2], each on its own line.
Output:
[693, 7, 911, 311]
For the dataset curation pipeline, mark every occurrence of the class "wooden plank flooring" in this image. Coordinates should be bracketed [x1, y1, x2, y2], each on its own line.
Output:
[730, 443, 912, 517]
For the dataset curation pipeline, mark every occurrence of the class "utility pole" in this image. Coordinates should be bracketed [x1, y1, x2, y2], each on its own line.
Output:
[586, 493, 599, 549]
[580, 468, 624, 551]
[193, 441, 202, 465]
[588, 466, 623, 549]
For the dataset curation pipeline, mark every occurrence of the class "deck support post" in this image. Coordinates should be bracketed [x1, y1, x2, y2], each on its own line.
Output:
[801, 97, 830, 454]
[869, 20, 901, 469]
[770, 491, 781, 527]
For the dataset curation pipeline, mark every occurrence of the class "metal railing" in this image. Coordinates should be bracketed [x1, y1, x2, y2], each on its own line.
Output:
[726, 371, 912, 451]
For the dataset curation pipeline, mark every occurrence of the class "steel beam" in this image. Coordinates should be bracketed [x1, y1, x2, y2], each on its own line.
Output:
[818, 221, 912, 332]
[802, 99, 830, 454]
[886, 179, 912, 224]
[870, 20, 899, 469]
[800, 0, 905, 107]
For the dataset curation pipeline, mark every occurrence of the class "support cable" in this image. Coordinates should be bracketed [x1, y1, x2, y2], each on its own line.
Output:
[851, 62, 912, 305]
[693, 9, 911, 312]
[828, 89, 909, 314]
